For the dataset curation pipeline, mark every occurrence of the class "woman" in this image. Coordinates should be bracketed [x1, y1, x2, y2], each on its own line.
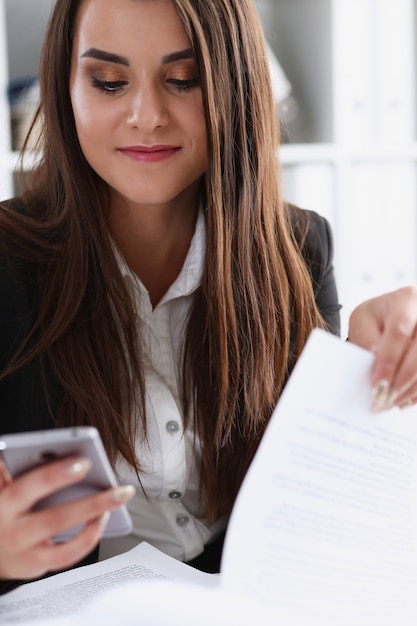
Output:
[0, 0, 416, 591]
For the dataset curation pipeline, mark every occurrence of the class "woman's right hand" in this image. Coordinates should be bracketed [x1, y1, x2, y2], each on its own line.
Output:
[0, 456, 135, 581]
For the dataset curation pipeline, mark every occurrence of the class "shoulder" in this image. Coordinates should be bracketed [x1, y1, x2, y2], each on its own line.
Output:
[286, 203, 341, 335]
[0, 199, 38, 364]
[286, 202, 334, 291]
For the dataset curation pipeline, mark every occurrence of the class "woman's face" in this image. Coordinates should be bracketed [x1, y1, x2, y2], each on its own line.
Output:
[69, 0, 207, 214]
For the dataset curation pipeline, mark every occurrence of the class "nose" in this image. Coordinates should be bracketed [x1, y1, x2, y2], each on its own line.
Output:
[126, 82, 168, 133]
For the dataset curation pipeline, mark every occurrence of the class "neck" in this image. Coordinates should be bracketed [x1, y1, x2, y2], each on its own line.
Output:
[108, 189, 201, 307]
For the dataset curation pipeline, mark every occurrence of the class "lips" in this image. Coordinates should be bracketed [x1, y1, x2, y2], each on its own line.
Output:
[118, 145, 181, 163]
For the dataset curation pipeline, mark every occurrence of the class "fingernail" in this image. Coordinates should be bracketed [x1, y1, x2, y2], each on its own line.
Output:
[371, 380, 398, 413]
[400, 399, 414, 410]
[98, 511, 110, 532]
[112, 485, 136, 503]
[65, 458, 92, 476]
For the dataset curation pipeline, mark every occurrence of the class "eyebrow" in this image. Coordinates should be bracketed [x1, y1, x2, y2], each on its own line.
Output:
[81, 48, 130, 66]
[80, 47, 194, 67]
[161, 48, 193, 64]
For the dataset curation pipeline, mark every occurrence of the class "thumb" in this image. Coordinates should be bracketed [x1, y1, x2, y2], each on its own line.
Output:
[347, 303, 383, 355]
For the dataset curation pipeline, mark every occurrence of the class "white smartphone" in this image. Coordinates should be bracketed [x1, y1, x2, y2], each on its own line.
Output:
[0, 426, 133, 542]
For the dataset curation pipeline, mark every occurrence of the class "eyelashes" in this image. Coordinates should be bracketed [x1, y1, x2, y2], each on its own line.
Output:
[167, 78, 200, 92]
[90, 77, 128, 95]
[90, 76, 200, 96]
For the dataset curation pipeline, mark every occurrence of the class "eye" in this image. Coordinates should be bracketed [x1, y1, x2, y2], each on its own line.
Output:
[167, 78, 200, 93]
[90, 77, 128, 95]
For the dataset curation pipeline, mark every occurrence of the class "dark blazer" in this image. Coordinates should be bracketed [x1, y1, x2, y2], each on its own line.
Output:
[0, 203, 341, 593]
[291, 206, 341, 335]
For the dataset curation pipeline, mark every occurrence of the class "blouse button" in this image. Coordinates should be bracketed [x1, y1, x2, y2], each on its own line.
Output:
[176, 514, 190, 527]
[169, 491, 182, 499]
[166, 420, 180, 435]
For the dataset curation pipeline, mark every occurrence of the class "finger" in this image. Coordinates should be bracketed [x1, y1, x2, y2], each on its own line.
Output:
[2, 512, 110, 580]
[398, 397, 417, 411]
[11, 485, 135, 550]
[35, 484, 135, 543]
[389, 332, 417, 395]
[347, 308, 381, 357]
[41, 512, 111, 573]
[3, 456, 92, 517]
[370, 311, 417, 389]
[395, 380, 417, 410]
[348, 307, 382, 353]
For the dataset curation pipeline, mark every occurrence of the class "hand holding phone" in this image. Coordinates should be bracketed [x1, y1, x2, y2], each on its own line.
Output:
[0, 426, 133, 542]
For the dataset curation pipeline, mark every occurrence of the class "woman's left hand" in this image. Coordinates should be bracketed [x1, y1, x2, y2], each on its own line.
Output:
[347, 286, 417, 413]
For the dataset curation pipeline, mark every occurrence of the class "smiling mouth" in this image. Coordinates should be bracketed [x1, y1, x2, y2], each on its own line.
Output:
[118, 145, 181, 163]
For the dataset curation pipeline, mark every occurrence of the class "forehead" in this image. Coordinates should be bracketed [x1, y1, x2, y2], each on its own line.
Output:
[72, 0, 190, 53]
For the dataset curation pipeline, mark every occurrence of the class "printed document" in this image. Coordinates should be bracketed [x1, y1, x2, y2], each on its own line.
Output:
[1, 329, 417, 625]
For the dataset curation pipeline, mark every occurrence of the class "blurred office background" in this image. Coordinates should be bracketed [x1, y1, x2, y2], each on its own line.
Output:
[0, 0, 416, 335]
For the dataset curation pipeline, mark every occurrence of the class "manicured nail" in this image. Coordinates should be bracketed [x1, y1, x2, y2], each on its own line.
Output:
[371, 380, 397, 413]
[65, 458, 92, 476]
[400, 399, 414, 410]
[98, 511, 110, 532]
[385, 388, 398, 410]
[112, 485, 136, 503]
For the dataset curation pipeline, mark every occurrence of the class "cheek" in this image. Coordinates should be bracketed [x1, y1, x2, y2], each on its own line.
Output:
[197, 122, 208, 168]
[70, 79, 108, 136]
[70, 85, 91, 140]
[186, 104, 207, 163]
[71, 94, 109, 152]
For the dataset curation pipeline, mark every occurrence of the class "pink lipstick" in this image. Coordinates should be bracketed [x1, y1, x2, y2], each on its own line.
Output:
[118, 145, 181, 163]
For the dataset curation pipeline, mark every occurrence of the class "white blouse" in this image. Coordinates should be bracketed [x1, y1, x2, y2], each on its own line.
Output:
[99, 211, 227, 562]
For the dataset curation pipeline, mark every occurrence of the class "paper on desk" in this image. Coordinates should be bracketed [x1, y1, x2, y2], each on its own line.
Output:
[221, 329, 417, 625]
[0, 542, 218, 625]
[0, 542, 287, 626]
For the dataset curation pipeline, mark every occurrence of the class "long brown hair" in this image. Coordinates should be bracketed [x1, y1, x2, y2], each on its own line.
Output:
[0, 0, 325, 520]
